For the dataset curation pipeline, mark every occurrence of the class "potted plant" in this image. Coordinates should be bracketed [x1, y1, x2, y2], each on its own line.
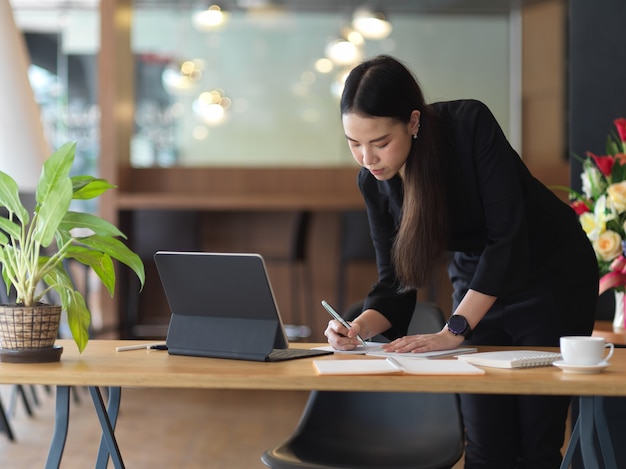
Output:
[0, 141, 145, 362]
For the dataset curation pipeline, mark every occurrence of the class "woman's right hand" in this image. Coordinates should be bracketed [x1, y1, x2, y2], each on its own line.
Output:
[324, 319, 363, 350]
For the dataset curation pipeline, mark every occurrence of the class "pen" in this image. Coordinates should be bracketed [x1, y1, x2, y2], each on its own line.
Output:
[321, 300, 368, 348]
[386, 356, 405, 372]
[116, 342, 167, 352]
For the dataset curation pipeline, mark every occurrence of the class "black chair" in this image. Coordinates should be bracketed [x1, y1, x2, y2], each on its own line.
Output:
[283, 210, 313, 334]
[265, 210, 313, 340]
[261, 301, 464, 469]
[122, 209, 201, 338]
[336, 210, 377, 312]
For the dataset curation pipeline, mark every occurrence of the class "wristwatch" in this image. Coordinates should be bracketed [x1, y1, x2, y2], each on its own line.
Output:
[446, 314, 472, 339]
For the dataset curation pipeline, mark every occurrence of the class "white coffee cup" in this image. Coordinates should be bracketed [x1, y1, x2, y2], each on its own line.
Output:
[560, 336, 614, 366]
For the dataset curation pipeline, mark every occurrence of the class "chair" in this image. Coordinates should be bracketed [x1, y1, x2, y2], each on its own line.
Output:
[336, 210, 377, 312]
[123, 209, 201, 338]
[261, 302, 464, 469]
[265, 210, 313, 340]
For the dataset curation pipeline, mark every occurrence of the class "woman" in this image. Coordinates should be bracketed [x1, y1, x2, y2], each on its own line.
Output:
[325, 55, 598, 468]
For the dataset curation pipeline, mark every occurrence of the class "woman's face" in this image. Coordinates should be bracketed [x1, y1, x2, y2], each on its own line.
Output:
[342, 110, 420, 180]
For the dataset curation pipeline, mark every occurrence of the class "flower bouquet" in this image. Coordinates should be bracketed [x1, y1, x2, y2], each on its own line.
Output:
[558, 118, 626, 327]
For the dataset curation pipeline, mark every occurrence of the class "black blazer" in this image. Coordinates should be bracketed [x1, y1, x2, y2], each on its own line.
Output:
[359, 99, 597, 332]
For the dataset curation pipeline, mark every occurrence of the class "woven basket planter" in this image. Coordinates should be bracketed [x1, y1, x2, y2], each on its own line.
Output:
[0, 304, 63, 362]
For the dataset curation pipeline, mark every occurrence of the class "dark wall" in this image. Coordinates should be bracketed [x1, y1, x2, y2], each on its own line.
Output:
[569, 0, 626, 191]
[569, 2, 626, 467]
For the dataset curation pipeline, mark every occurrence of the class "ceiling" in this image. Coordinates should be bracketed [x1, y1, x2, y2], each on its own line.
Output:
[9, 0, 545, 14]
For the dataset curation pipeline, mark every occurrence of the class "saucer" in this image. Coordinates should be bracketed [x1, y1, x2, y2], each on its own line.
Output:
[553, 360, 610, 374]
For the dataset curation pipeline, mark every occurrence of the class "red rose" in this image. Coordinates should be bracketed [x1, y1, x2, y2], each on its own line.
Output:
[588, 151, 615, 177]
[571, 200, 590, 215]
[614, 118, 626, 142]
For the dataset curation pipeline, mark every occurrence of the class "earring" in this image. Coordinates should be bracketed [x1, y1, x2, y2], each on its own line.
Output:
[412, 123, 420, 139]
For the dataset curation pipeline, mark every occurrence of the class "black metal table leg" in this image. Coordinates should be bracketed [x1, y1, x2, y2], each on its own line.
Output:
[561, 414, 579, 468]
[89, 386, 125, 469]
[593, 397, 617, 469]
[44, 386, 70, 469]
[0, 396, 15, 441]
[560, 396, 617, 469]
[579, 396, 600, 469]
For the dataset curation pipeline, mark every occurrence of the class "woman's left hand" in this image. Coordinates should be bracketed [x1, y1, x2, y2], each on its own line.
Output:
[381, 330, 465, 353]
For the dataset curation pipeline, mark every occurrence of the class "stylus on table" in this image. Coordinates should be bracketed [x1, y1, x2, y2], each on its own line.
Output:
[321, 300, 368, 348]
[116, 342, 167, 352]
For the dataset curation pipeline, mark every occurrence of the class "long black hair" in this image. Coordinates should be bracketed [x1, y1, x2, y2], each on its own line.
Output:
[341, 55, 448, 289]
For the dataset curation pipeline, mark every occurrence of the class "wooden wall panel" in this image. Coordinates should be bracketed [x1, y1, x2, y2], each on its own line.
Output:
[521, 0, 568, 192]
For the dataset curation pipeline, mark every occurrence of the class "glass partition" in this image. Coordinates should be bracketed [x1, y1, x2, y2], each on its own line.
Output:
[14, 2, 514, 169]
[131, 7, 512, 167]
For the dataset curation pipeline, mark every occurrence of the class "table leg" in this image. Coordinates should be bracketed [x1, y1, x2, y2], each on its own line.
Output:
[89, 386, 125, 469]
[578, 396, 599, 469]
[45, 385, 70, 469]
[593, 397, 617, 469]
[0, 395, 15, 441]
[560, 396, 617, 469]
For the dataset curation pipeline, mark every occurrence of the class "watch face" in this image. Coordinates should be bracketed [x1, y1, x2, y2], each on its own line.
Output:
[448, 315, 469, 335]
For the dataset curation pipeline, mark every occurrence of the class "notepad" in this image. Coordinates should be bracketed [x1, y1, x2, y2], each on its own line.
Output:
[367, 347, 477, 359]
[312, 357, 485, 375]
[312, 344, 477, 358]
[457, 350, 562, 369]
[311, 342, 387, 355]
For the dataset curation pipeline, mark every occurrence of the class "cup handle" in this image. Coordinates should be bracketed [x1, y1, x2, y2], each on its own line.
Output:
[605, 342, 615, 362]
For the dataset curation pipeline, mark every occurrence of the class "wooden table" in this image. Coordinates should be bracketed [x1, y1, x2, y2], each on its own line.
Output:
[2, 340, 624, 469]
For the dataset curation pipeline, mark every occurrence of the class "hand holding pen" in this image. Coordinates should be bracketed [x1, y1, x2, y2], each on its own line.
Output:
[321, 300, 368, 349]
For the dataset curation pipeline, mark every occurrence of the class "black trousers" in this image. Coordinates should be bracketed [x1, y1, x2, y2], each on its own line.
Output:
[450, 252, 598, 469]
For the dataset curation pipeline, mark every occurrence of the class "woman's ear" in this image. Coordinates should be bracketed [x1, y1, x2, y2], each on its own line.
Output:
[409, 110, 421, 138]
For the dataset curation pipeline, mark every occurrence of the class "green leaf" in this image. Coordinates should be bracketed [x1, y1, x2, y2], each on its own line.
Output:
[34, 142, 75, 247]
[33, 181, 72, 248]
[77, 235, 145, 288]
[54, 229, 72, 252]
[36, 142, 75, 205]
[71, 175, 97, 192]
[66, 291, 90, 353]
[42, 264, 90, 352]
[612, 159, 626, 183]
[607, 134, 621, 156]
[0, 217, 22, 242]
[71, 176, 116, 200]
[0, 251, 13, 299]
[0, 172, 29, 223]
[43, 261, 75, 292]
[66, 246, 115, 296]
[60, 211, 125, 238]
